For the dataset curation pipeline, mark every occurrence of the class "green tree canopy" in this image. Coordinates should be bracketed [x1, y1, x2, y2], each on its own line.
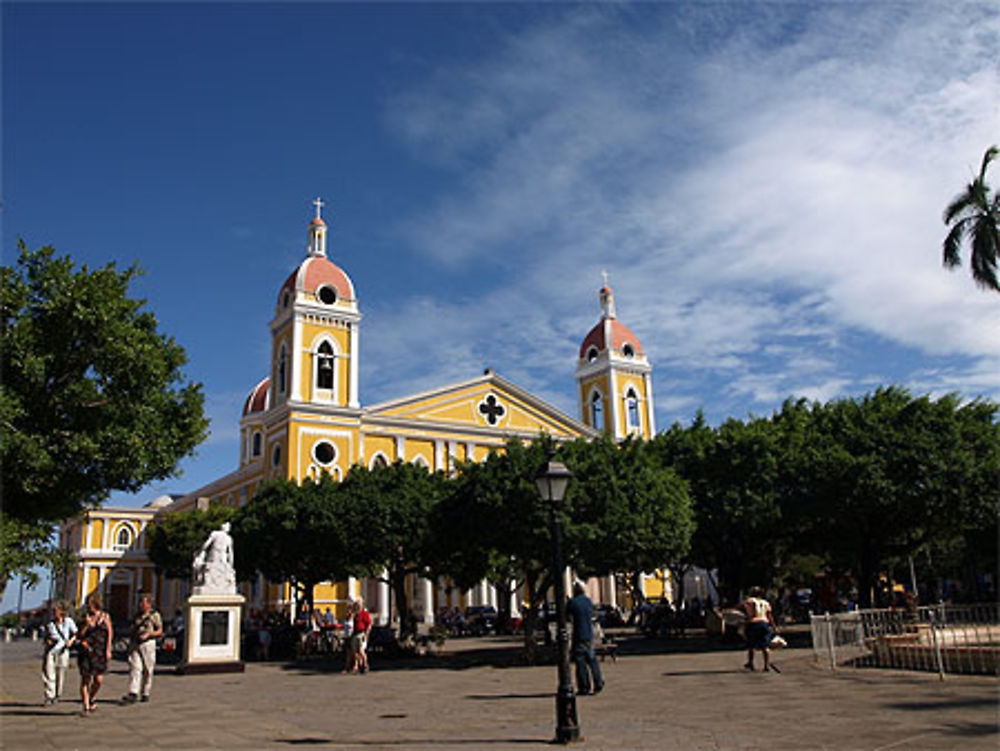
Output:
[0, 516, 75, 602]
[652, 415, 786, 604]
[1, 242, 208, 525]
[563, 436, 693, 604]
[431, 436, 562, 657]
[795, 387, 1000, 607]
[336, 461, 448, 639]
[232, 477, 351, 609]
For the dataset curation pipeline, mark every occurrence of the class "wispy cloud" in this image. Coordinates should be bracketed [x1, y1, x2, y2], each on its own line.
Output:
[370, 3, 1000, 426]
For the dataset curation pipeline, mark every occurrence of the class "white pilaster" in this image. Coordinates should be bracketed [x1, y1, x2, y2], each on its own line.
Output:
[348, 576, 357, 602]
[377, 573, 390, 626]
[434, 441, 445, 472]
[395, 435, 406, 461]
[644, 371, 656, 435]
[348, 323, 360, 408]
[610, 367, 622, 440]
[81, 564, 91, 607]
[422, 578, 434, 624]
[606, 574, 617, 609]
[291, 315, 303, 401]
[509, 588, 521, 619]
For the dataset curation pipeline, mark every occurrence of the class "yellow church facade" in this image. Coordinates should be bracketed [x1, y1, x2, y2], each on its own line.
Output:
[59, 204, 669, 625]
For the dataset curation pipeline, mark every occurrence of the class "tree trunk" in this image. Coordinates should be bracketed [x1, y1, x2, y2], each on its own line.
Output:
[669, 564, 690, 606]
[520, 570, 550, 664]
[629, 571, 645, 608]
[392, 568, 411, 639]
[858, 547, 876, 609]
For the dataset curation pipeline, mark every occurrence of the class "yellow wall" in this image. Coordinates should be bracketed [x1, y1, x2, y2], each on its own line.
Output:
[86, 568, 100, 598]
[365, 435, 396, 465]
[405, 439, 434, 468]
[90, 519, 104, 549]
[616, 373, 649, 439]
[579, 374, 610, 432]
[300, 323, 351, 404]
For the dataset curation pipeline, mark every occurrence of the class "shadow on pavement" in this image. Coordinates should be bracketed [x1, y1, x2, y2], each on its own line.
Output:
[464, 692, 552, 700]
[938, 723, 1000, 738]
[660, 669, 749, 676]
[276, 738, 547, 746]
[884, 697, 999, 712]
[0, 701, 81, 718]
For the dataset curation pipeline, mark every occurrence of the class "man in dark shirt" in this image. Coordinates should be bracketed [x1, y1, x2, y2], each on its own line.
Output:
[566, 581, 604, 695]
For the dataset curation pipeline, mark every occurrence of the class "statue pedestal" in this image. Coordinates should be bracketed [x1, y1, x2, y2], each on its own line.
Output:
[177, 593, 245, 674]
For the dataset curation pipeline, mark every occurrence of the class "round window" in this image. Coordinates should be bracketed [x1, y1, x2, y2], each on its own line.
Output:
[313, 441, 336, 466]
[317, 285, 337, 305]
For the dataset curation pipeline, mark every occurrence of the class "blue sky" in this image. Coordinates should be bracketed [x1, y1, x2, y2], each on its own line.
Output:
[4, 2, 998, 610]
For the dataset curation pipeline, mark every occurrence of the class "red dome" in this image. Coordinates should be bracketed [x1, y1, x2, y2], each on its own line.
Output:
[579, 319, 643, 359]
[242, 377, 270, 416]
[278, 256, 355, 306]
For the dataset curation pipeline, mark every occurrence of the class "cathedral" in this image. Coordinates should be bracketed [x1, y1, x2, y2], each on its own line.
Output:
[58, 203, 665, 625]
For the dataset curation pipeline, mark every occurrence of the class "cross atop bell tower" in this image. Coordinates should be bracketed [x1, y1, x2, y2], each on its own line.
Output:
[308, 197, 328, 257]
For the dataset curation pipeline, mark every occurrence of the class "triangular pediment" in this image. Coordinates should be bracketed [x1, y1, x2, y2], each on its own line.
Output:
[363, 373, 596, 439]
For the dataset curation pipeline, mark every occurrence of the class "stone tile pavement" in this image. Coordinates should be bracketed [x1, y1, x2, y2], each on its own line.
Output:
[1, 635, 996, 750]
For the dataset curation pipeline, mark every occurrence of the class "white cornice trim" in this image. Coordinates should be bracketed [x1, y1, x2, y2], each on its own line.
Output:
[363, 372, 595, 437]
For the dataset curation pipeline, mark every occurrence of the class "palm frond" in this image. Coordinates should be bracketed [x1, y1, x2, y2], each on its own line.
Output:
[943, 187, 976, 224]
[942, 219, 967, 268]
[969, 215, 1000, 291]
[977, 145, 999, 183]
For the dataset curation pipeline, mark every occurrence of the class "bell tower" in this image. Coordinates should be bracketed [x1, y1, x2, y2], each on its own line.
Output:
[271, 199, 361, 412]
[576, 275, 655, 441]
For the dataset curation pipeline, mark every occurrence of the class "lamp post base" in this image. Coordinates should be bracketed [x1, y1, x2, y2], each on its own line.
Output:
[553, 690, 581, 744]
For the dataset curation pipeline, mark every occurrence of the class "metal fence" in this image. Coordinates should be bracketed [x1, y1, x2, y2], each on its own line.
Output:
[811, 603, 999, 678]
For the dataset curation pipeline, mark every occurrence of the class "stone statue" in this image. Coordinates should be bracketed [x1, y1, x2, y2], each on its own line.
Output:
[192, 522, 236, 596]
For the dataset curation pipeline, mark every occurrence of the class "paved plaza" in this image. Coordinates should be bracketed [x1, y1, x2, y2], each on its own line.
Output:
[1, 633, 997, 750]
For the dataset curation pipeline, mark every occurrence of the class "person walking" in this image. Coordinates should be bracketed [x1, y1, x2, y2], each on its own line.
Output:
[340, 601, 356, 674]
[122, 593, 163, 704]
[41, 601, 77, 706]
[566, 581, 604, 695]
[77, 594, 113, 716]
[352, 598, 372, 674]
[740, 586, 780, 673]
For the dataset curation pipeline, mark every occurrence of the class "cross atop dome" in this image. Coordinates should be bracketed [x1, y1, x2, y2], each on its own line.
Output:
[313, 197, 325, 220]
[601, 269, 610, 288]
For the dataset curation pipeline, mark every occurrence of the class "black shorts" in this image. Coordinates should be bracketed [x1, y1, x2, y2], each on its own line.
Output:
[746, 621, 772, 650]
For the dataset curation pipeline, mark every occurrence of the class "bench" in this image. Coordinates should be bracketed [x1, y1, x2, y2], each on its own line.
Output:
[595, 640, 618, 663]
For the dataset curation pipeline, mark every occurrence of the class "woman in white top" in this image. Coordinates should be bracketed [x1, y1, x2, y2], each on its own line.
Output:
[740, 587, 780, 673]
[42, 601, 77, 706]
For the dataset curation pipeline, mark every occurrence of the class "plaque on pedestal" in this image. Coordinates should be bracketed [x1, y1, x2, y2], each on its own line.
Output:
[177, 594, 246, 674]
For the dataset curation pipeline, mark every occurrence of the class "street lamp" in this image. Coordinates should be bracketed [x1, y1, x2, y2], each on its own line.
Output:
[535, 453, 580, 744]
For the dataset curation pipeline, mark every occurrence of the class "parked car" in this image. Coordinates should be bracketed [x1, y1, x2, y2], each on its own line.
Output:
[464, 605, 498, 636]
